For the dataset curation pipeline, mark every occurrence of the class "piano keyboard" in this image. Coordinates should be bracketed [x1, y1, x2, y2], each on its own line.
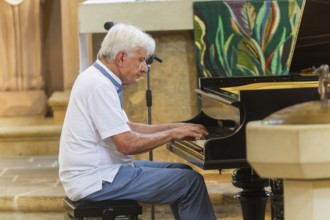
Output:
[171, 126, 235, 161]
[175, 140, 205, 161]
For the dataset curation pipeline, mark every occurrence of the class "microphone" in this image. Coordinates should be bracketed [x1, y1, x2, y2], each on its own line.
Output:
[147, 54, 163, 65]
[104, 21, 116, 30]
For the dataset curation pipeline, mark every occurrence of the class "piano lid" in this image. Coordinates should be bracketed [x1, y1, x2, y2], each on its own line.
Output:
[290, 0, 330, 73]
[218, 81, 318, 95]
[195, 74, 319, 129]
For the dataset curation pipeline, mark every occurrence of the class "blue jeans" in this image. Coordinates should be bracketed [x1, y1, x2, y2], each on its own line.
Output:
[80, 160, 216, 220]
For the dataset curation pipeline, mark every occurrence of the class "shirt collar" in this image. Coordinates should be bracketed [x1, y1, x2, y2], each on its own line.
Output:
[95, 59, 122, 86]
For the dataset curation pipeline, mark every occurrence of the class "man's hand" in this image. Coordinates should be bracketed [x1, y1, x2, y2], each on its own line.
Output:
[172, 123, 208, 141]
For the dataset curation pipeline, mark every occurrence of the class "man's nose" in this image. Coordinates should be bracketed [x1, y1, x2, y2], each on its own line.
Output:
[141, 61, 149, 73]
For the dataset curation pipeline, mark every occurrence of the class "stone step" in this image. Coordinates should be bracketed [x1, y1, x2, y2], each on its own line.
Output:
[0, 155, 272, 219]
[0, 117, 61, 156]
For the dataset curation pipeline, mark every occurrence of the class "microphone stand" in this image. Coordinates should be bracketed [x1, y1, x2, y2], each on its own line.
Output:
[146, 64, 153, 158]
[145, 54, 162, 220]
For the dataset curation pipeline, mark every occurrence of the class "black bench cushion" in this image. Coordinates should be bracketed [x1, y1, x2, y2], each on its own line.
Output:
[63, 198, 142, 218]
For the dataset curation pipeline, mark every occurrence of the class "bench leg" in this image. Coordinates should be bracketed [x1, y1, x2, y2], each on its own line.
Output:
[102, 211, 139, 220]
[103, 208, 115, 220]
[65, 213, 83, 220]
[129, 215, 139, 220]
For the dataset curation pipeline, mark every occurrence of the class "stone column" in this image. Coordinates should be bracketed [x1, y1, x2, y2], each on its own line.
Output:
[0, 0, 47, 116]
[47, 0, 86, 124]
[60, 0, 85, 90]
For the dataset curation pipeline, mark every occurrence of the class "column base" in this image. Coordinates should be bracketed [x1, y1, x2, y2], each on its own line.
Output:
[0, 90, 47, 117]
[48, 90, 70, 124]
[284, 179, 330, 220]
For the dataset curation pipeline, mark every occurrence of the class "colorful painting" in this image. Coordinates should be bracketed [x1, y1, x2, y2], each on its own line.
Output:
[194, 0, 306, 77]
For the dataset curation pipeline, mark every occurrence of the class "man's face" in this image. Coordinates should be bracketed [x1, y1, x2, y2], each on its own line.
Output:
[120, 48, 148, 85]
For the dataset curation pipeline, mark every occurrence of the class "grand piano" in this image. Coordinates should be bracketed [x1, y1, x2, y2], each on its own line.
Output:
[167, 0, 330, 219]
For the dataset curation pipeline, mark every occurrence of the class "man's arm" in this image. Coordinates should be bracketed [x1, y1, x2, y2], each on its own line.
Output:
[127, 121, 203, 133]
[105, 122, 208, 155]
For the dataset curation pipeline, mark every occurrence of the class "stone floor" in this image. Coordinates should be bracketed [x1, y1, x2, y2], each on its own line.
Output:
[0, 155, 271, 219]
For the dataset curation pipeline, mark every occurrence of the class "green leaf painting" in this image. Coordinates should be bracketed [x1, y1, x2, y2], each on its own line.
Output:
[193, 0, 306, 77]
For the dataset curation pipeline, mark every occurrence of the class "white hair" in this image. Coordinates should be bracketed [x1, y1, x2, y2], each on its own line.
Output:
[97, 23, 156, 61]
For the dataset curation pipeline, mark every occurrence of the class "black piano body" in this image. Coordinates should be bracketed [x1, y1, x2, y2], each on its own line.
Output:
[167, 74, 320, 170]
[167, 74, 319, 220]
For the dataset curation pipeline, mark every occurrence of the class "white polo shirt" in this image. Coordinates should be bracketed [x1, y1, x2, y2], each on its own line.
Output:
[59, 60, 132, 201]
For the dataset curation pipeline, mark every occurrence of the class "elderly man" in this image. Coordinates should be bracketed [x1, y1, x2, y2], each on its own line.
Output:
[59, 23, 216, 220]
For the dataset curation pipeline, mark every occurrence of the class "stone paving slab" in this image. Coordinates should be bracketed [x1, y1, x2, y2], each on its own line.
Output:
[0, 156, 64, 212]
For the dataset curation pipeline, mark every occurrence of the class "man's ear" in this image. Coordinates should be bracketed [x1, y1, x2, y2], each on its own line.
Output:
[115, 51, 125, 66]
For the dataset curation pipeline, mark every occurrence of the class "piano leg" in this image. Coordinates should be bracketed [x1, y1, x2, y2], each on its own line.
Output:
[232, 168, 270, 220]
[270, 179, 284, 220]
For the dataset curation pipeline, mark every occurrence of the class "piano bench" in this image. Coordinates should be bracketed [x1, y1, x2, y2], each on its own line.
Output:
[63, 197, 142, 220]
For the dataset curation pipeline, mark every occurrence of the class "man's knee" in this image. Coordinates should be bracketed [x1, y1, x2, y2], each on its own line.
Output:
[180, 169, 205, 185]
[169, 162, 193, 170]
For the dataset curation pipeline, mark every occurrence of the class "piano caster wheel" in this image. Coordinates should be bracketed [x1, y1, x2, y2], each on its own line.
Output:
[232, 168, 270, 220]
